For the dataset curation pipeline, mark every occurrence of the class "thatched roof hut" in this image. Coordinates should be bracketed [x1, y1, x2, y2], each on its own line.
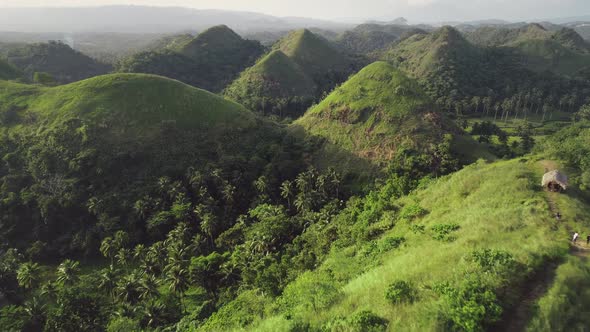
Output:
[542, 170, 568, 192]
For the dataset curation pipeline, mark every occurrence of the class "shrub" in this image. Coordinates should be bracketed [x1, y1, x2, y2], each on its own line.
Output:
[434, 276, 502, 332]
[431, 223, 460, 242]
[468, 249, 515, 273]
[398, 203, 427, 221]
[410, 224, 425, 234]
[322, 310, 388, 332]
[379, 236, 405, 252]
[280, 271, 342, 314]
[385, 280, 415, 304]
[106, 317, 141, 332]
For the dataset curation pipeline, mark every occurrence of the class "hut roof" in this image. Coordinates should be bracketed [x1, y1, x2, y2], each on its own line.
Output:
[542, 170, 569, 189]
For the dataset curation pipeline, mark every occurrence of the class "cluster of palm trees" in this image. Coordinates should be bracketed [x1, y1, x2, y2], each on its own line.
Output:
[437, 88, 589, 122]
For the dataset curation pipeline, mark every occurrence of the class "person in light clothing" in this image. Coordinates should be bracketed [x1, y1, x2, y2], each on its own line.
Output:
[573, 232, 579, 243]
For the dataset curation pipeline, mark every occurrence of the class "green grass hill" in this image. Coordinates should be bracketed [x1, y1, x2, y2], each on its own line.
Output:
[464, 24, 590, 76]
[0, 73, 300, 256]
[223, 29, 361, 118]
[292, 61, 489, 177]
[381, 25, 590, 105]
[224, 50, 317, 118]
[199, 150, 590, 331]
[0, 41, 111, 84]
[509, 38, 590, 76]
[118, 25, 264, 93]
[274, 29, 354, 80]
[0, 73, 255, 130]
[386, 26, 481, 79]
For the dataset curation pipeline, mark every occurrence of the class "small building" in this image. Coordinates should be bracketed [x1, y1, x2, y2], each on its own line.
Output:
[542, 170, 568, 192]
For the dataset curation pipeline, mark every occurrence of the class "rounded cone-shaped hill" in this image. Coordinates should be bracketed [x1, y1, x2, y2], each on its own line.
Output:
[552, 28, 590, 53]
[224, 50, 317, 117]
[1, 42, 111, 84]
[179, 25, 263, 62]
[274, 29, 353, 77]
[0, 73, 256, 130]
[386, 26, 480, 78]
[0, 73, 270, 180]
[119, 25, 264, 93]
[293, 61, 473, 173]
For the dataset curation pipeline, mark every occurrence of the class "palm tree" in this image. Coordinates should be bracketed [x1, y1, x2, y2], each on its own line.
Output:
[116, 272, 141, 305]
[98, 266, 119, 298]
[17, 262, 41, 290]
[40, 281, 57, 302]
[165, 263, 189, 312]
[138, 273, 159, 301]
[280, 180, 294, 208]
[116, 248, 132, 267]
[140, 301, 165, 328]
[133, 244, 146, 263]
[100, 237, 117, 265]
[56, 259, 80, 287]
[23, 297, 46, 330]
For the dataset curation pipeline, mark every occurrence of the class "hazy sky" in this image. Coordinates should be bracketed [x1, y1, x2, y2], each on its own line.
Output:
[0, 0, 588, 22]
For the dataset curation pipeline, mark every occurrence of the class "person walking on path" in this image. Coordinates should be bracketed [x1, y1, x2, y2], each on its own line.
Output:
[573, 232, 579, 244]
[586, 234, 590, 245]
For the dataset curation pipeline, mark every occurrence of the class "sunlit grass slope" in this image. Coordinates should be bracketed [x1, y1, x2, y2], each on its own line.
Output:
[0, 73, 256, 132]
[219, 157, 588, 331]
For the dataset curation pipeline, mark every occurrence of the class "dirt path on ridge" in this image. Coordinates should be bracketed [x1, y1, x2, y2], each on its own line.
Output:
[491, 160, 586, 331]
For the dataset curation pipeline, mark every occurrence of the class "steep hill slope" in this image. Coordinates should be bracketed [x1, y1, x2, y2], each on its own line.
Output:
[464, 24, 590, 76]
[224, 29, 361, 118]
[201, 156, 590, 331]
[0, 73, 298, 257]
[386, 26, 483, 80]
[292, 61, 488, 176]
[274, 29, 354, 81]
[381, 25, 590, 111]
[0, 41, 112, 84]
[118, 25, 264, 93]
[224, 50, 317, 118]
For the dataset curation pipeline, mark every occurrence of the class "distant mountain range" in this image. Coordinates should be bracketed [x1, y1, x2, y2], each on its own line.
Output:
[0, 6, 353, 34]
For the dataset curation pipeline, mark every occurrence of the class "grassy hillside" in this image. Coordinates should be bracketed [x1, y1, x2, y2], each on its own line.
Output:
[224, 50, 317, 118]
[0, 73, 303, 257]
[0, 41, 111, 84]
[275, 29, 353, 79]
[202, 156, 590, 331]
[386, 26, 482, 80]
[293, 61, 489, 177]
[224, 29, 361, 118]
[464, 24, 590, 76]
[118, 25, 264, 93]
[509, 38, 590, 76]
[1, 73, 255, 128]
[381, 25, 590, 121]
